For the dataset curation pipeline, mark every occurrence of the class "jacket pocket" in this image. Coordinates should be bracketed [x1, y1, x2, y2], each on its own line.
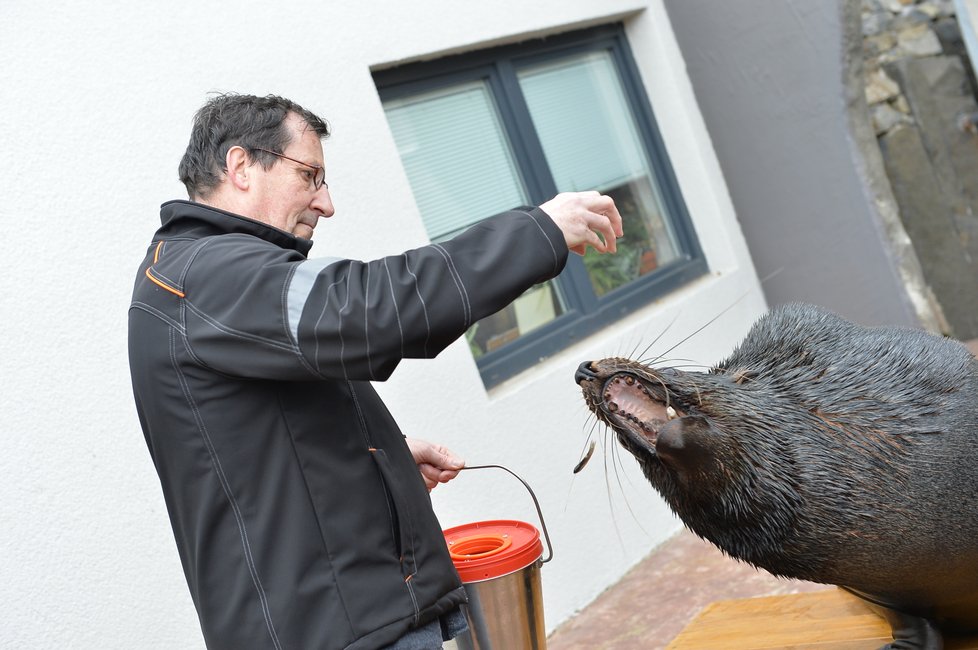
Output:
[369, 448, 419, 578]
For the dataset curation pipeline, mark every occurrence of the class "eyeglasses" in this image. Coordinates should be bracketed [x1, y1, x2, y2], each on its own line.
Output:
[253, 147, 328, 191]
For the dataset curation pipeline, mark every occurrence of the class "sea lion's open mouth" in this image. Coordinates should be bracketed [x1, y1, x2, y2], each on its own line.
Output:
[601, 372, 681, 450]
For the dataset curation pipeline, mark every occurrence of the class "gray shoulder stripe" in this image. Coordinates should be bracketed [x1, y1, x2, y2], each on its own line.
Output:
[383, 258, 406, 359]
[431, 244, 471, 327]
[364, 264, 374, 380]
[287, 257, 343, 342]
[340, 271, 353, 380]
[403, 255, 432, 357]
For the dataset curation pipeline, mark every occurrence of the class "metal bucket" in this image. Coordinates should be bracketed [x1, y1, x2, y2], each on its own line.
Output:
[443, 465, 553, 650]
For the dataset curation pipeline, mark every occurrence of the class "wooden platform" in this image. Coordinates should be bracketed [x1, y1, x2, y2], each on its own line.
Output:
[667, 588, 978, 649]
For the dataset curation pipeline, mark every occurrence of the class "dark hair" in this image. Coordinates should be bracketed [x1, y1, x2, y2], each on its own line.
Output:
[178, 93, 330, 199]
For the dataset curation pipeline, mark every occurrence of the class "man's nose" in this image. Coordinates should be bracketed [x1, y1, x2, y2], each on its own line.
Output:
[575, 361, 599, 385]
[311, 186, 334, 219]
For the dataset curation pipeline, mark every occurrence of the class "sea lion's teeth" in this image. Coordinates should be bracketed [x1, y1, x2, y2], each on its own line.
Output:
[604, 392, 612, 401]
[666, 406, 677, 420]
[608, 401, 619, 413]
[625, 376, 635, 385]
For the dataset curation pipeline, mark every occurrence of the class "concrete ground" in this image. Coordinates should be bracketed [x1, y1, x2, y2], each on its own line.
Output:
[546, 527, 830, 649]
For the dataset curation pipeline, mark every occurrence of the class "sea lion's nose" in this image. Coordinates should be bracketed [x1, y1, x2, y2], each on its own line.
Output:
[575, 361, 599, 385]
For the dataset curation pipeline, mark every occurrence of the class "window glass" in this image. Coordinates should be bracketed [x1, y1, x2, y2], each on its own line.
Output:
[384, 81, 526, 240]
[518, 51, 680, 297]
[375, 25, 706, 385]
[384, 80, 566, 358]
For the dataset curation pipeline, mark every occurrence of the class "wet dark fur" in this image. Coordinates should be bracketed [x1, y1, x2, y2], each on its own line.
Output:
[577, 303, 978, 646]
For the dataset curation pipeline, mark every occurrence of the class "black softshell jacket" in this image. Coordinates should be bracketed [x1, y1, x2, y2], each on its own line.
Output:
[128, 200, 568, 649]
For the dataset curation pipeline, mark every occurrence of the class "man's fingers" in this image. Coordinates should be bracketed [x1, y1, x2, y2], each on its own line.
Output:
[418, 462, 461, 491]
[593, 203, 624, 250]
[591, 195, 625, 244]
[587, 213, 619, 254]
[540, 191, 623, 256]
[587, 229, 608, 254]
[407, 438, 464, 469]
[566, 225, 608, 257]
[434, 447, 464, 471]
[423, 462, 460, 481]
[604, 201, 625, 238]
[570, 219, 614, 256]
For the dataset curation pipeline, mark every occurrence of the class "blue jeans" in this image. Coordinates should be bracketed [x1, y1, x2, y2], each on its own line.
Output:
[384, 606, 468, 650]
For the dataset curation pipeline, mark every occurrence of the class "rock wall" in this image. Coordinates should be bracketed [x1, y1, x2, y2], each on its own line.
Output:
[863, 0, 978, 338]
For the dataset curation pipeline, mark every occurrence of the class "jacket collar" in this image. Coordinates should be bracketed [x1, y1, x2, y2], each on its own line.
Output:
[158, 200, 314, 256]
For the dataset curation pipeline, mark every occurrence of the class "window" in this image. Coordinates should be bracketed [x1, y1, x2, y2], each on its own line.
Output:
[375, 24, 706, 386]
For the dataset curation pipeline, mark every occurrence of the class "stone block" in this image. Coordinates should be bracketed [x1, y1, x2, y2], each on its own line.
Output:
[878, 109, 978, 338]
[871, 101, 912, 133]
[865, 67, 902, 103]
[897, 23, 944, 57]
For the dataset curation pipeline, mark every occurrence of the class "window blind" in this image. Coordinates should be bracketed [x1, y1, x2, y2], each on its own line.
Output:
[384, 81, 527, 240]
[517, 51, 647, 193]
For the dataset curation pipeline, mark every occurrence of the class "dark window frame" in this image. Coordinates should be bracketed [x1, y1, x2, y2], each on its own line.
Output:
[374, 23, 707, 387]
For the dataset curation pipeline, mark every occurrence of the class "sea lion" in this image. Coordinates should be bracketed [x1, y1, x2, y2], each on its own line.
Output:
[575, 303, 978, 649]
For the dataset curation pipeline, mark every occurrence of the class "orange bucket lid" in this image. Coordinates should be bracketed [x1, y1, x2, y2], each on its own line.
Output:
[443, 519, 543, 583]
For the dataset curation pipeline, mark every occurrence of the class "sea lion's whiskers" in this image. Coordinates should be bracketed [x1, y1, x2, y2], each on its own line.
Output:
[654, 275, 775, 361]
[623, 328, 648, 362]
[647, 363, 710, 372]
[639, 358, 709, 371]
[657, 302, 740, 360]
[608, 432, 654, 540]
[600, 433, 631, 553]
[577, 404, 597, 427]
[567, 420, 655, 544]
[632, 309, 683, 364]
[639, 269, 780, 366]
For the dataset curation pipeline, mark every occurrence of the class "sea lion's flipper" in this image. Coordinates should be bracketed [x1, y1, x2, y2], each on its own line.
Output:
[846, 590, 944, 650]
[876, 608, 942, 650]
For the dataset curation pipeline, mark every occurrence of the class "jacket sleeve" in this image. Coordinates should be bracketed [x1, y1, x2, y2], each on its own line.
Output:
[181, 207, 568, 381]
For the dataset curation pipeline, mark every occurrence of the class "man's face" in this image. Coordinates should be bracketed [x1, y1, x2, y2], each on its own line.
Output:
[249, 113, 334, 239]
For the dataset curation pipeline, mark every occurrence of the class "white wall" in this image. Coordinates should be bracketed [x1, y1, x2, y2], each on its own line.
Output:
[0, 1, 763, 647]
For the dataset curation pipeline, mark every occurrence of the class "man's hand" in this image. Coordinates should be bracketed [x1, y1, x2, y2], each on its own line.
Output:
[539, 191, 624, 256]
[405, 438, 465, 491]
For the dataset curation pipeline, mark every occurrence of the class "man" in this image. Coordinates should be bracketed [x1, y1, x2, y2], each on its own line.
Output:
[129, 93, 622, 649]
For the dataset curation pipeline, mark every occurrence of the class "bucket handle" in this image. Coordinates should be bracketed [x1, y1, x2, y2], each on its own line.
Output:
[457, 464, 553, 564]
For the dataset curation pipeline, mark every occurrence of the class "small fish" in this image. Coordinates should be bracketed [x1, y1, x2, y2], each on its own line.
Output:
[573, 440, 597, 474]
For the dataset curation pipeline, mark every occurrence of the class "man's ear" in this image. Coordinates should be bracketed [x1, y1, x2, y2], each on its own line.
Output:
[225, 146, 252, 191]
